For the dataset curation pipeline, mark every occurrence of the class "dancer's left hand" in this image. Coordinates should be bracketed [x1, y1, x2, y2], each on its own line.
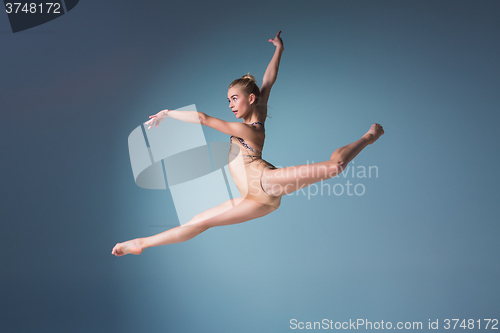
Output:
[145, 110, 169, 129]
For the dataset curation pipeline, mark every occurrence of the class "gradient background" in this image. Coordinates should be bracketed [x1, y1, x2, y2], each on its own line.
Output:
[1, 1, 499, 332]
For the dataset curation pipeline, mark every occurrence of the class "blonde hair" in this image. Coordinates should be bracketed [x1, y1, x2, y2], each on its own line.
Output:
[229, 73, 271, 118]
[229, 73, 261, 105]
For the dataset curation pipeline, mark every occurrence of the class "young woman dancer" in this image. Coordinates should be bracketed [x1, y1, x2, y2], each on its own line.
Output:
[111, 31, 384, 257]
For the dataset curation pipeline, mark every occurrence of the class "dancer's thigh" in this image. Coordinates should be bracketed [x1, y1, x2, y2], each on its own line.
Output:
[183, 198, 276, 229]
[184, 197, 245, 226]
[262, 161, 342, 196]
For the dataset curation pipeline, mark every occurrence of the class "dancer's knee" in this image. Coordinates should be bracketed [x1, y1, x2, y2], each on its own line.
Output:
[330, 150, 343, 162]
[193, 222, 211, 232]
[182, 220, 211, 232]
[328, 160, 347, 177]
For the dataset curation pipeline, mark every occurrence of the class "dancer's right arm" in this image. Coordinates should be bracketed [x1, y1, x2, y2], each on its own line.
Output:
[260, 31, 284, 106]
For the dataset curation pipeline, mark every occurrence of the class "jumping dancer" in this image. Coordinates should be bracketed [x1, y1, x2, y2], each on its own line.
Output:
[112, 31, 384, 256]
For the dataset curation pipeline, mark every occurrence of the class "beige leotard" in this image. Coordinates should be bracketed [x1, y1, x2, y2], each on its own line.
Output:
[228, 122, 281, 209]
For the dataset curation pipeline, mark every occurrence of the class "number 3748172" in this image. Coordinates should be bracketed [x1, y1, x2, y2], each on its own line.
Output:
[5, 3, 62, 14]
[443, 319, 498, 330]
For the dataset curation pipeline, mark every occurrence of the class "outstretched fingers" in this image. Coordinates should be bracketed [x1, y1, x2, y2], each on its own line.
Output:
[145, 117, 157, 129]
[271, 30, 281, 39]
[268, 30, 284, 48]
[111, 244, 120, 256]
[111, 244, 126, 257]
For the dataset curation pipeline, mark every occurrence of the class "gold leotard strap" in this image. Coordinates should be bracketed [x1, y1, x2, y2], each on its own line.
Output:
[229, 152, 261, 158]
[230, 122, 264, 154]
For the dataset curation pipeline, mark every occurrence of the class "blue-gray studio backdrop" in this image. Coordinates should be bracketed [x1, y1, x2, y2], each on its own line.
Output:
[1, 1, 499, 332]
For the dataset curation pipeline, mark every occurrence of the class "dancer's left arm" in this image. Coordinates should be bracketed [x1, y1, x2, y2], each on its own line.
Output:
[146, 110, 203, 128]
[146, 110, 258, 140]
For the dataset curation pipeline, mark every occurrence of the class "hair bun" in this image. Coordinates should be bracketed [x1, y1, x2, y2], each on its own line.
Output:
[229, 73, 261, 104]
[242, 73, 256, 83]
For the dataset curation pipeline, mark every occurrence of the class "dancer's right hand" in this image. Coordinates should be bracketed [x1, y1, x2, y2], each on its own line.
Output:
[145, 110, 169, 129]
[268, 30, 284, 50]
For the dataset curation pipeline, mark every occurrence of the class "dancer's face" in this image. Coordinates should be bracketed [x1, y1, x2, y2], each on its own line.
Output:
[228, 86, 255, 119]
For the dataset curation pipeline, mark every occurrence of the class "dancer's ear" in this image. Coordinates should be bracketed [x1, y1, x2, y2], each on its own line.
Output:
[249, 93, 256, 105]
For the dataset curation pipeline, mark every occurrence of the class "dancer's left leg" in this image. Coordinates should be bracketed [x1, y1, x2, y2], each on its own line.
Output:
[111, 198, 275, 256]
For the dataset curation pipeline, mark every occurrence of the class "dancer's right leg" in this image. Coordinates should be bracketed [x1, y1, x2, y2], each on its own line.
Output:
[262, 124, 384, 196]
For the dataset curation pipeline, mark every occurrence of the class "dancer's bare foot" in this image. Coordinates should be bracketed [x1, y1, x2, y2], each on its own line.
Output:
[362, 123, 384, 144]
[111, 239, 144, 257]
